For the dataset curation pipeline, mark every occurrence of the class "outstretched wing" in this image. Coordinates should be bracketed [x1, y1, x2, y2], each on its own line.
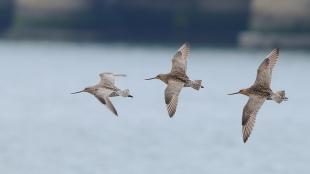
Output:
[95, 89, 118, 116]
[170, 43, 190, 74]
[99, 72, 126, 88]
[165, 80, 184, 117]
[253, 48, 279, 88]
[242, 95, 266, 143]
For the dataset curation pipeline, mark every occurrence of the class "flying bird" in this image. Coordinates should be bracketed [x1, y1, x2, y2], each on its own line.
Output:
[71, 72, 133, 116]
[228, 48, 288, 143]
[145, 43, 204, 117]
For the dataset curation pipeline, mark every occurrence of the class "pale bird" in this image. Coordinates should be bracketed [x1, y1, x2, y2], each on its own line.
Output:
[71, 72, 133, 116]
[228, 48, 288, 143]
[145, 43, 204, 117]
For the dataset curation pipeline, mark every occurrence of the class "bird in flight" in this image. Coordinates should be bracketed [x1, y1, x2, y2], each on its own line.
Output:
[71, 72, 133, 116]
[145, 43, 204, 117]
[228, 48, 288, 143]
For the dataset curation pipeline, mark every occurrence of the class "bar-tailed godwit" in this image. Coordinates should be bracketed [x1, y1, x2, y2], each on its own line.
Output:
[72, 72, 133, 116]
[145, 43, 204, 117]
[228, 48, 288, 143]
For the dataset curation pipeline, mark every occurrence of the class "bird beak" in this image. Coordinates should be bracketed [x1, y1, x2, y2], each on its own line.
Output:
[71, 90, 85, 94]
[228, 91, 240, 95]
[145, 77, 157, 80]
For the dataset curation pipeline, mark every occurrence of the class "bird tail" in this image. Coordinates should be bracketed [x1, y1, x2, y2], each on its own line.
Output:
[120, 89, 133, 98]
[271, 90, 288, 103]
[190, 80, 204, 90]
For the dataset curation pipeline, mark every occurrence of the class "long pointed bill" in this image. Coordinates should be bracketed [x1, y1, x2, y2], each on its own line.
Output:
[145, 77, 157, 80]
[228, 91, 240, 95]
[71, 90, 85, 94]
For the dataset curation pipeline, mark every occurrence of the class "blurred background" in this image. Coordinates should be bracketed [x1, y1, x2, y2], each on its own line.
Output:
[0, 0, 310, 174]
[1, 0, 310, 47]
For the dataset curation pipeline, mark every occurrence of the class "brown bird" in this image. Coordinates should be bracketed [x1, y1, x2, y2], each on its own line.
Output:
[71, 72, 133, 116]
[145, 43, 204, 117]
[228, 48, 288, 143]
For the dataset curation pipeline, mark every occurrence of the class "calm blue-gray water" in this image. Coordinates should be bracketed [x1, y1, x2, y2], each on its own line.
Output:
[0, 40, 309, 174]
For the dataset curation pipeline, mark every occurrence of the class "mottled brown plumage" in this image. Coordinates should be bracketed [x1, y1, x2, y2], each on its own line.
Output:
[145, 43, 204, 117]
[71, 72, 133, 116]
[228, 48, 288, 143]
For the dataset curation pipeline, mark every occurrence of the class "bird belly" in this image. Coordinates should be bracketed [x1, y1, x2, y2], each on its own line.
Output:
[173, 75, 188, 83]
[250, 88, 272, 98]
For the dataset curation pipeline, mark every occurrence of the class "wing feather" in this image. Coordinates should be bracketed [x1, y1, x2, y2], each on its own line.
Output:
[95, 88, 118, 116]
[170, 43, 190, 74]
[165, 80, 184, 117]
[103, 96, 118, 116]
[242, 96, 266, 143]
[99, 72, 126, 88]
[253, 48, 279, 88]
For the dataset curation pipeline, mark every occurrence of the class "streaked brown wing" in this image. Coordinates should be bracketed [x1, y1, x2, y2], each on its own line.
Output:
[98, 73, 126, 88]
[178, 42, 190, 61]
[242, 95, 266, 143]
[103, 96, 118, 116]
[95, 95, 106, 104]
[165, 80, 184, 117]
[170, 43, 190, 74]
[99, 73, 116, 88]
[254, 48, 279, 87]
[267, 48, 279, 71]
[95, 89, 118, 116]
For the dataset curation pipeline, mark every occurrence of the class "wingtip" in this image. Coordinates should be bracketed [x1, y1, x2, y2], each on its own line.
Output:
[275, 48, 280, 54]
[243, 131, 251, 143]
[168, 110, 175, 118]
[243, 136, 248, 143]
[183, 42, 190, 47]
